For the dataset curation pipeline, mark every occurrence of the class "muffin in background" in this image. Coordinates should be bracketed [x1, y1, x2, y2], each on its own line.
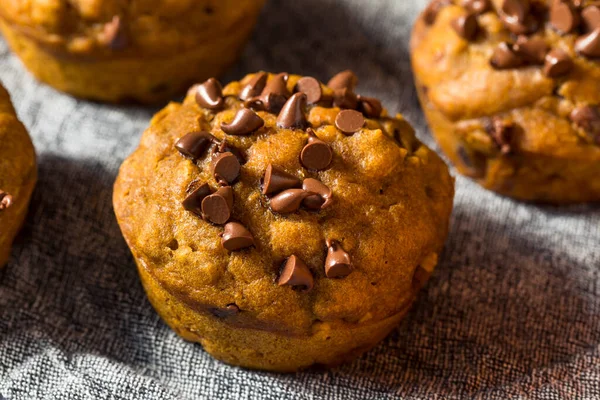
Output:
[113, 70, 455, 371]
[0, 0, 266, 103]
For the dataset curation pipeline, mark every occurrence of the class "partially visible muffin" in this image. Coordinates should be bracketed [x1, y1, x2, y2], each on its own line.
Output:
[114, 70, 454, 372]
[412, 0, 600, 203]
[0, 0, 266, 103]
[0, 83, 37, 268]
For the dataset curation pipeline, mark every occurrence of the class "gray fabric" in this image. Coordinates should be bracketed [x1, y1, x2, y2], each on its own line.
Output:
[1, 0, 599, 398]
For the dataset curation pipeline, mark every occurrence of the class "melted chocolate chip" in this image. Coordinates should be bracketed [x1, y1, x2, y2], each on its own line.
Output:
[575, 28, 600, 58]
[213, 152, 241, 185]
[202, 187, 233, 224]
[582, 5, 600, 32]
[300, 130, 332, 171]
[514, 36, 548, 65]
[501, 0, 529, 24]
[487, 117, 514, 154]
[302, 178, 333, 209]
[357, 95, 383, 118]
[295, 77, 323, 104]
[0, 190, 13, 211]
[221, 109, 264, 135]
[490, 42, 523, 69]
[550, 0, 580, 34]
[210, 304, 240, 318]
[262, 164, 302, 195]
[570, 105, 600, 143]
[325, 240, 353, 278]
[278, 255, 314, 291]
[102, 16, 128, 50]
[335, 110, 365, 134]
[270, 189, 314, 214]
[543, 49, 574, 78]
[277, 93, 309, 129]
[451, 14, 479, 41]
[239, 72, 268, 101]
[182, 181, 212, 215]
[244, 92, 288, 114]
[221, 222, 255, 251]
[327, 70, 358, 91]
[195, 78, 224, 110]
[175, 131, 216, 160]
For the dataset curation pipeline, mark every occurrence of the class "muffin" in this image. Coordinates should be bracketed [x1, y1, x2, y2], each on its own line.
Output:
[411, 0, 600, 203]
[0, 0, 266, 103]
[113, 71, 455, 372]
[0, 83, 37, 268]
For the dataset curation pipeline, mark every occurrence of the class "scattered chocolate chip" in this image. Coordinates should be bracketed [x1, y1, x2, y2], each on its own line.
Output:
[195, 78, 224, 110]
[212, 152, 241, 185]
[263, 73, 290, 98]
[239, 72, 268, 101]
[182, 181, 212, 215]
[300, 132, 333, 171]
[490, 42, 523, 69]
[357, 95, 383, 118]
[277, 93, 309, 129]
[487, 117, 514, 154]
[278, 255, 314, 291]
[575, 28, 600, 58]
[463, 0, 489, 15]
[550, 0, 580, 34]
[202, 187, 233, 224]
[327, 70, 358, 91]
[451, 14, 479, 41]
[335, 110, 365, 134]
[333, 88, 359, 109]
[582, 5, 600, 32]
[262, 164, 302, 195]
[423, 0, 450, 25]
[325, 240, 353, 278]
[244, 92, 288, 114]
[570, 105, 600, 142]
[175, 131, 216, 160]
[221, 222, 255, 251]
[210, 304, 239, 318]
[102, 16, 128, 50]
[295, 77, 323, 104]
[543, 48, 574, 77]
[500, 12, 538, 35]
[302, 178, 333, 209]
[270, 189, 314, 214]
[501, 0, 529, 24]
[0, 190, 13, 211]
[514, 36, 548, 65]
[221, 108, 264, 135]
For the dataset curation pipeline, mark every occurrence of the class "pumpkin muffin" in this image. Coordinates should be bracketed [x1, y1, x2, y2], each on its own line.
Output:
[113, 71, 455, 372]
[0, 82, 37, 268]
[412, 0, 600, 203]
[0, 0, 266, 103]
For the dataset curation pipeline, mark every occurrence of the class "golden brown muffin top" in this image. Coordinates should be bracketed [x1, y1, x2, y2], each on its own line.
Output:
[412, 0, 600, 160]
[0, 0, 265, 55]
[113, 71, 454, 336]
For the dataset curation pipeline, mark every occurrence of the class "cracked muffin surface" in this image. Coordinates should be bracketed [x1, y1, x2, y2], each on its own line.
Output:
[0, 83, 37, 268]
[113, 71, 454, 371]
[411, 0, 600, 203]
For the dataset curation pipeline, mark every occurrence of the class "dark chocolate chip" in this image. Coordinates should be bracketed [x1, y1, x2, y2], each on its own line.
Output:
[295, 77, 323, 104]
[335, 110, 365, 134]
[499, 13, 539, 35]
[325, 240, 353, 278]
[333, 88, 359, 109]
[277, 93, 309, 129]
[0, 190, 13, 211]
[239, 72, 268, 101]
[582, 5, 600, 32]
[213, 152, 241, 185]
[175, 131, 216, 160]
[102, 16, 128, 50]
[221, 109, 264, 135]
[195, 78, 224, 110]
[575, 28, 600, 58]
[270, 189, 314, 214]
[543, 49, 574, 77]
[463, 0, 489, 15]
[221, 222, 255, 251]
[570, 105, 600, 143]
[423, 0, 450, 25]
[244, 92, 288, 114]
[262, 164, 302, 195]
[210, 304, 239, 318]
[514, 36, 548, 65]
[302, 178, 333, 209]
[550, 0, 580, 34]
[487, 117, 514, 154]
[451, 14, 479, 41]
[490, 42, 523, 69]
[501, 0, 529, 24]
[327, 70, 358, 91]
[357, 95, 383, 118]
[300, 134, 332, 171]
[263, 73, 290, 98]
[278, 255, 314, 291]
[202, 187, 233, 225]
[182, 181, 212, 215]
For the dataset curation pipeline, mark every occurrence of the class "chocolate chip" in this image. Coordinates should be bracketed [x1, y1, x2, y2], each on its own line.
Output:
[575, 28, 600, 58]
[499, 12, 539, 35]
[582, 5, 600, 32]
[501, 0, 529, 24]
[302, 178, 333, 210]
[239, 72, 268, 101]
[327, 70, 358, 91]
[262, 164, 302, 195]
[357, 95, 383, 118]
[202, 187, 233, 224]
[210, 304, 239, 318]
[278, 255, 314, 291]
[270, 189, 314, 214]
[570, 105, 600, 142]
[487, 117, 514, 154]
[102, 16, 128, 50]
[490, 42, 523, 69]
[543, 49, 574, 78]
[550, 0, 580, 34]
[451, 14, 479, 41]
[514, 36, 548, 65]
[195, 78, 224, 110]
[263, 73, 290, 98]
[244, 92, 288, 114]
[221, 222, 255, 251]
[335, 110, 365, 134]
[333, 88, 359, 109]
[277, 93, 309, 129]
[182, 181, 212, 215]
[423, 0, 450, 25]
[300, 132, 333, 171]
[325, 240, 353, 278]
[221, 109, 264, 135]
[463, 0, 489, 15]
[175, 131, 216, 160]
[295, 77, 323, 104]
[213, 152, 241, 185]
[0, 190, 13, 211]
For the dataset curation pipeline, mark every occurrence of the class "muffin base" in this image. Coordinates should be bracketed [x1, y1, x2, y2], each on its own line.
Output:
[0, 14, 260, 104]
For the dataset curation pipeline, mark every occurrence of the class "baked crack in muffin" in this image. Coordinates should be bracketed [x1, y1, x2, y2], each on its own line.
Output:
[412, 0, 600, 203]
[0, 0, 266, 103]
[113, 71, 455, 371]
[0, 83, 37, 268]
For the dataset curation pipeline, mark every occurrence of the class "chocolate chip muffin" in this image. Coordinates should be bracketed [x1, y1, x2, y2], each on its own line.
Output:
[113, 71, 454, 372]
[412, 0, 600, 203]
[0, 0, 265, 103]
[0, 83, 37, 268]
